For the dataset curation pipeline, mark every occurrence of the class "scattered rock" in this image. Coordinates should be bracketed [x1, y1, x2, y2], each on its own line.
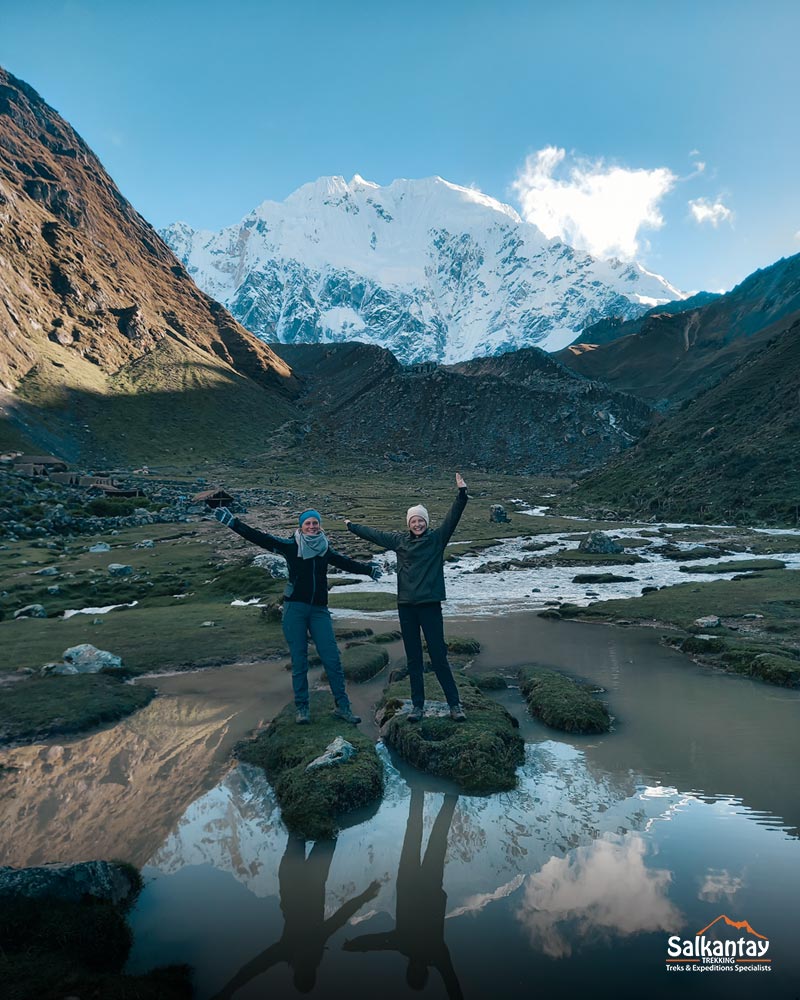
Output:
[578, 531, 623, 554]
[107, 563, 133, 576]
[0, 860, 140, 906]
[41, 643, 123, 676]
[88, 542, 111, 552]
[133, 539, 154, 548]
[252, 552, 289, 578]
[572, 573, 637, 584]
[489, 504, 510, 523]
[694, 615, 720, 628]
[35, 566, 59, 576]
[14, 604, 47, 619]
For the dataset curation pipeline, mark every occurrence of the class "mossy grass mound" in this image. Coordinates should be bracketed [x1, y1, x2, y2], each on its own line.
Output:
[0, 885, 191, 1000]
[328, 591, 398, 612]
[748, 653, 800, 686]
[377, 678, 524, 792]
[518, 666, 611, 734]
[235, 692, 383, 839]
[445, 636, 481, 654]
[0, 674, 155, 745]
[368, 629, 403, 643]
[471, 672, 509, 690]
[340, 644, 389, 682]
[679, 559, 786, 574]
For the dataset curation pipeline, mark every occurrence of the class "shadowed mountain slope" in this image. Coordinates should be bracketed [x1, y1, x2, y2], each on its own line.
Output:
[0, 66, 300, 464]
[575, 317, 800, 525]
[556, 254, 800, 407]
[271, 342, 654, 475]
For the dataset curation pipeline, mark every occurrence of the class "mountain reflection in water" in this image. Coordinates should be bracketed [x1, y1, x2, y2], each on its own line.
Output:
[127, 744, 800, 999]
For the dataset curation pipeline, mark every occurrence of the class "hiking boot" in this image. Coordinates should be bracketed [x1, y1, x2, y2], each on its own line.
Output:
[332, 704, 361, 725]
[407, 705, 424, 723]
[449, 703, 467, 722]
[295, 706, 310, 725]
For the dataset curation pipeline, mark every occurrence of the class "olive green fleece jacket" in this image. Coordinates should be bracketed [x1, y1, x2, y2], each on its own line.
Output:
[346, 488, 468, 604]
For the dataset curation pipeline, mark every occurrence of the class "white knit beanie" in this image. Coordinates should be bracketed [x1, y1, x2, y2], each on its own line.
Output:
[406, 504, 429, 527]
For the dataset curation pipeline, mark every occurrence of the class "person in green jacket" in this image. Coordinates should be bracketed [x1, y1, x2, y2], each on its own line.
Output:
[345, 473, 468, 722]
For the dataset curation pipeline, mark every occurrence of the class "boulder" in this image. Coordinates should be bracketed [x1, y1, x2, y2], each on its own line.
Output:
[0, 860, 140, 906]
[88, 542, 111, 552]
[694, 615, 720, 628]
[578, 531, 623, 554]
[489, 504, 510, 523]
[42, 643, 123, 676]
[252, 552, 289, 578]
[133, 539, 155, 548]
[14, 604, 47, 619]
[108, 563, 133, 577]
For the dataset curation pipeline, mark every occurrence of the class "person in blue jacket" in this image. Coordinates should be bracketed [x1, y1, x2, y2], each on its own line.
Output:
[345, 473, 468, 722]
[214, 506, 381, 725]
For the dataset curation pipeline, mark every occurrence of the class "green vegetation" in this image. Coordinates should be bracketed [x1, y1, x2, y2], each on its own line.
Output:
[518, 667, 611, 734]
[445, 636, 481, 655]
[0, 675, 156, 744]
[328, 591, 397, 611]
[561, 571, 800, 687]
[470, 672, 509, 690]
[377, 677, 524, 792]
[339, 644, 389, 682]
[679, 559, 786, 574]
[235, 692, 383, 839]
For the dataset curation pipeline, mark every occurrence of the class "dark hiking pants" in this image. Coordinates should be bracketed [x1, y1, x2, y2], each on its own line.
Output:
[397, 601, 460, 709]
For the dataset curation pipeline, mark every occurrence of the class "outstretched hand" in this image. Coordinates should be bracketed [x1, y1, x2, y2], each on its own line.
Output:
[455, 472, 467, 489]
[369, 562, 383, 581]
[344, 518, 352, 527]
[214, 506, 235, 527]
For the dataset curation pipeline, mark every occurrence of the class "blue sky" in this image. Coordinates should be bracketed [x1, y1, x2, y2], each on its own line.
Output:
[2, 0, 799, 293]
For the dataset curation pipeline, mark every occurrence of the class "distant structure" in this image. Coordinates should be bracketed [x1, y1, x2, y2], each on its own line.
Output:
[10, 455, 67, 476]
[193, 488, 234, 509]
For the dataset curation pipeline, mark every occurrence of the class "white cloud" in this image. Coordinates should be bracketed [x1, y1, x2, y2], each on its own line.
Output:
[698, 869, 745, 903]
[512, 146, 676, 260]
[515, 833, 682, 958]
[689, 197, 733, 226]
[794, 230, 800, 242]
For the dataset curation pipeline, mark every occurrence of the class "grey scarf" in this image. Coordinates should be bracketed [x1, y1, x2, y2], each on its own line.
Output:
[294, 529, 329, 560]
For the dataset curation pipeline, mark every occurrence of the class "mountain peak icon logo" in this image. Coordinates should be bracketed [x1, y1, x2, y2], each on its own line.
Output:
[696, 915, 767, 940]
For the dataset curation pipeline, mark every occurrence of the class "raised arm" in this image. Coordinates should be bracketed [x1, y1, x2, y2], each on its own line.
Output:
[213, 508, 293, 555]
[328, 547, 382, 580]
[345, 519, 403, 551]
[437, 474, 468, 545]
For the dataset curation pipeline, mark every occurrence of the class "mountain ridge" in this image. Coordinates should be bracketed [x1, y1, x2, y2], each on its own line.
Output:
[161, 173, 683, 364]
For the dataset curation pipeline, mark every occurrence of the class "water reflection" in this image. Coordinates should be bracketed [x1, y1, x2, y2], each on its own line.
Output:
[124, 736, 800, 998]
[211, 837, 379, 998]
[344, 789, 462, 998]
[515, 832, 681, 958]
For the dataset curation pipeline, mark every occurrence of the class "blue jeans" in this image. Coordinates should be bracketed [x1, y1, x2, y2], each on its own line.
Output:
[397, 602, 460, 709]
[281, 601, 349, 710]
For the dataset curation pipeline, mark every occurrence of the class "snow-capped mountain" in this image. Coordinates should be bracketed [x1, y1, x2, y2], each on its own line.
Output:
[162, 175, 684, 364]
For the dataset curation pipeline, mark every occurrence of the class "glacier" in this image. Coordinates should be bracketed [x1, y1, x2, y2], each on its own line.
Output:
[162, 174, 684, 364]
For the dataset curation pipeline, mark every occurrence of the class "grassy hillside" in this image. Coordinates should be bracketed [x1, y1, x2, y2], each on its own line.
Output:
[575, 320, 800, 525]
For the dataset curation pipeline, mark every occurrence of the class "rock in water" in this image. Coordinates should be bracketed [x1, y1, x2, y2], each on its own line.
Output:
[0, 860, 140, 906]
[578, 531, 623, 554]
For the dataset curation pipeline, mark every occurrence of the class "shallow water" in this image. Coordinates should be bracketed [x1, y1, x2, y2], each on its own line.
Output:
[3, 608, 796, 998]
